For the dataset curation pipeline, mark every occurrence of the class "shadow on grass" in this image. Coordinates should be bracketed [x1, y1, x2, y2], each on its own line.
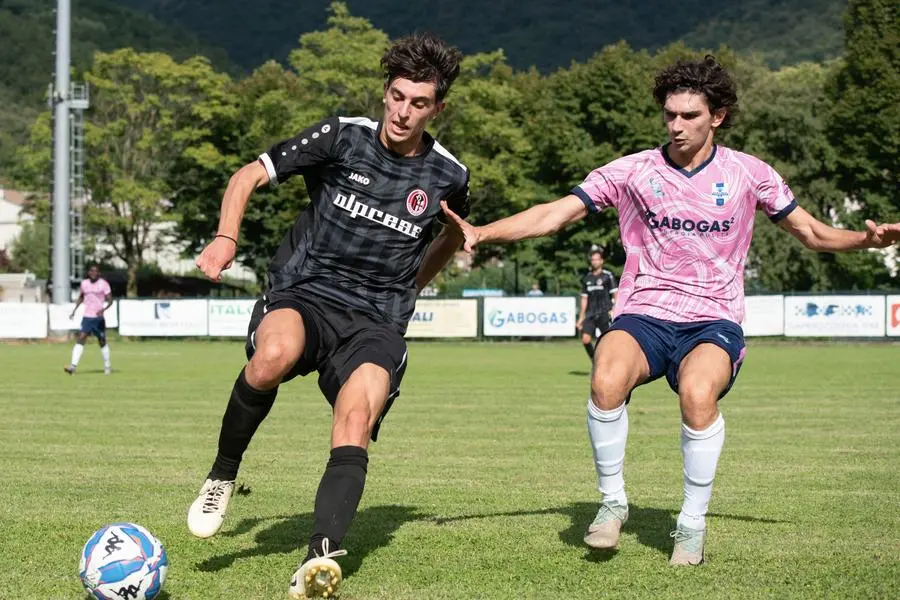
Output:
[567, 370, 591, 377]
[434, 502, 787, 558]
[196, 504, 422, 578]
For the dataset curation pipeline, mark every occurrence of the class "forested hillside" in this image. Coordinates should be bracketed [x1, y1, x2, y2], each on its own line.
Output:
[0, 0, 231, 169]
[113, 0, 846, 71]
[3, 0, 846, 171]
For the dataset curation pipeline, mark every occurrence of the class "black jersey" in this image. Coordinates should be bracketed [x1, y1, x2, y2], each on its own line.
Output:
[581, 269, 618, 316]
[258, 116, 470, 334]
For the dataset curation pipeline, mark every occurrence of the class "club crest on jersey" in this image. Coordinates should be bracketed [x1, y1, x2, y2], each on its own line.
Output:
[712, 182, 729, 206]
[649, 176, 664, 198]
[406, 189, 428, 216]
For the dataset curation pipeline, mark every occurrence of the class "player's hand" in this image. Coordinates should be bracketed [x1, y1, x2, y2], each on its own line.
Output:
[196, 236, 236, 282]
[69, 311, 76, 320]
[865, 220, 900, 248]
[440, 201, 480, 253]
[576, 317, 584, 331]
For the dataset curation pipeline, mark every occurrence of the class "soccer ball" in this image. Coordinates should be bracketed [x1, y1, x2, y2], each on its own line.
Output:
[79, 522, 168, 600]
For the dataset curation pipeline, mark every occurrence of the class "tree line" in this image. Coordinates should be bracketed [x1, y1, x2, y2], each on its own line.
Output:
[11, 0, 899, 296]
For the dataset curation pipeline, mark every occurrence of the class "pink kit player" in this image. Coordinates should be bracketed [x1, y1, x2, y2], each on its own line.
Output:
[442, 56, 900, 566]
[65, 265, 113, 375]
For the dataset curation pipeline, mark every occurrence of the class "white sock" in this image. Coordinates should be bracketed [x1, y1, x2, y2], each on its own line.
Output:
[678, 413, 725, 531]
[71, 343, 84, 367]
[101, 345, 111, 368]
[586, 399, 628, 505]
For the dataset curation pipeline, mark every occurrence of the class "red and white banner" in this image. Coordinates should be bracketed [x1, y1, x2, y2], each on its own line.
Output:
[886, 295, 900, 337]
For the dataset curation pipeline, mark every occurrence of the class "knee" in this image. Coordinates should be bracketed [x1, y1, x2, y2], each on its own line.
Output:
[333, 405, 374, 447]
[247, 339, 299, 386]
[590, 371, 628, 411]
[582, 333, 592, 344]
[338, 406, 372, 433]
[679, 379, 719, 429]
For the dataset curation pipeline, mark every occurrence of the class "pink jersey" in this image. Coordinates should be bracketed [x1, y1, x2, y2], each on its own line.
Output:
[573, 145, 796, 324]
[80, 278, 111, 318]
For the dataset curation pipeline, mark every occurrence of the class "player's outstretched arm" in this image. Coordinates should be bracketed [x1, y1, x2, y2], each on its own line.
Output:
[196, 161, 270, 282]
[778, 205, 900, 251]
[440, 194, 588, 253]
[415, 224, 465, 292]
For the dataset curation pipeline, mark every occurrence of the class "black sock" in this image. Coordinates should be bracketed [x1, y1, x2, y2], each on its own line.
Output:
[208, 367, 278, 481]
[305, 446, 369, 562]
[583, 341, 595, 359]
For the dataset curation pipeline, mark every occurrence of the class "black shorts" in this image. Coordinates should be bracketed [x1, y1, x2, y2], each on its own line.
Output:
[245, 288, 408, 441]
[582, 312, 611, 338]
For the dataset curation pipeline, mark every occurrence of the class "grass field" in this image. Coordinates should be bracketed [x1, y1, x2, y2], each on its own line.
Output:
[0, 340, 898, 599]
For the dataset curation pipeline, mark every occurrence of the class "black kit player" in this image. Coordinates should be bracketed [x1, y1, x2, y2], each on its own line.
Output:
[190, 33, 468, 599]
[577, 248, 617, 360]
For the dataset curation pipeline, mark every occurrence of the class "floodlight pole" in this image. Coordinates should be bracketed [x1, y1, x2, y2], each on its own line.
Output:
[51, 0, 71, 305]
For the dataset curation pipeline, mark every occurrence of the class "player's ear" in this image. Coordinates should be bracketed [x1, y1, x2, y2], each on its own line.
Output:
[432, 101, 446, 118]
[711, 108, 727, 129]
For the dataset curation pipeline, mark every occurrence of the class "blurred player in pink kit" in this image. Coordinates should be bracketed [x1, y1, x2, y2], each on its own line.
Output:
[442, 56, 900, 565]
[65, 265, 114, 375]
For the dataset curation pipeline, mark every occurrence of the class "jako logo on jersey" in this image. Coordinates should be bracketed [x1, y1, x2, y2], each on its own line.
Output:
[645, 210, 732, 233]
[488, 310, 568, 328]
[712, 182, 729, 206]
[333, 193, 423, 239]
[348, 172, 370, 186]
[407, 189, 428, 216]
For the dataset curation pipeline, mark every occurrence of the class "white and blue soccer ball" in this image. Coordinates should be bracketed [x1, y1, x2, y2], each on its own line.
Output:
[79, 522, 168, 600]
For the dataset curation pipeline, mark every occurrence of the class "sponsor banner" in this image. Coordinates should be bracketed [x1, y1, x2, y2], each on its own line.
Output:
[48, 301, 119, 330]
[462, 288, 504, 298]
[119, 299, 208, 336]
[208, 299, 256, 337]
[483, 297, 576, 337]
[0, 303, 48, 338]
[405, 299, 478, 338]
[742, 295, 784, 336]
[784, 295, 886, 337]
[886, 295, 900, 337]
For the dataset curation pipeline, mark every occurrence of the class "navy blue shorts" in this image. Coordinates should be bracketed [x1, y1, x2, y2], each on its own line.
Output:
[80, 317, 107, 343]
[608, 314, 746, 399]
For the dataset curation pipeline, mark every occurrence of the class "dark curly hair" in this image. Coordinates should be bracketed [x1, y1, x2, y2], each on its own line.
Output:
[653, 55, 739, 129]
[381, 32, 462, 102]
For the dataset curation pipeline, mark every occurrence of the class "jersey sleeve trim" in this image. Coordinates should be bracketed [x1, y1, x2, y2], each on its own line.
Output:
[432, 140, 468, 173]
[571, 186, 599, 213]
[338, 116, 378, 130]
[258, 153, 278, 187]
[769, 200, 798, 223]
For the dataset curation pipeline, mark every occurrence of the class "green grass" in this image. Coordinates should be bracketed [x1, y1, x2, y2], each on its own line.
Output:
[1, 340, 898, 599]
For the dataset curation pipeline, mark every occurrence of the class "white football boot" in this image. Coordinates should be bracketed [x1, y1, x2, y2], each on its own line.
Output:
[187, 478, 235, 538]
[288, 539, 348, 599]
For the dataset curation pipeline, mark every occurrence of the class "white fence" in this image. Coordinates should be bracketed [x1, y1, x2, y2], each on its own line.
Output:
[2, 295, 900, 339]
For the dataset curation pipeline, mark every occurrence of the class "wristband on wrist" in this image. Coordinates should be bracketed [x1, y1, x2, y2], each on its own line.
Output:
[215, 234, 238, 245]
